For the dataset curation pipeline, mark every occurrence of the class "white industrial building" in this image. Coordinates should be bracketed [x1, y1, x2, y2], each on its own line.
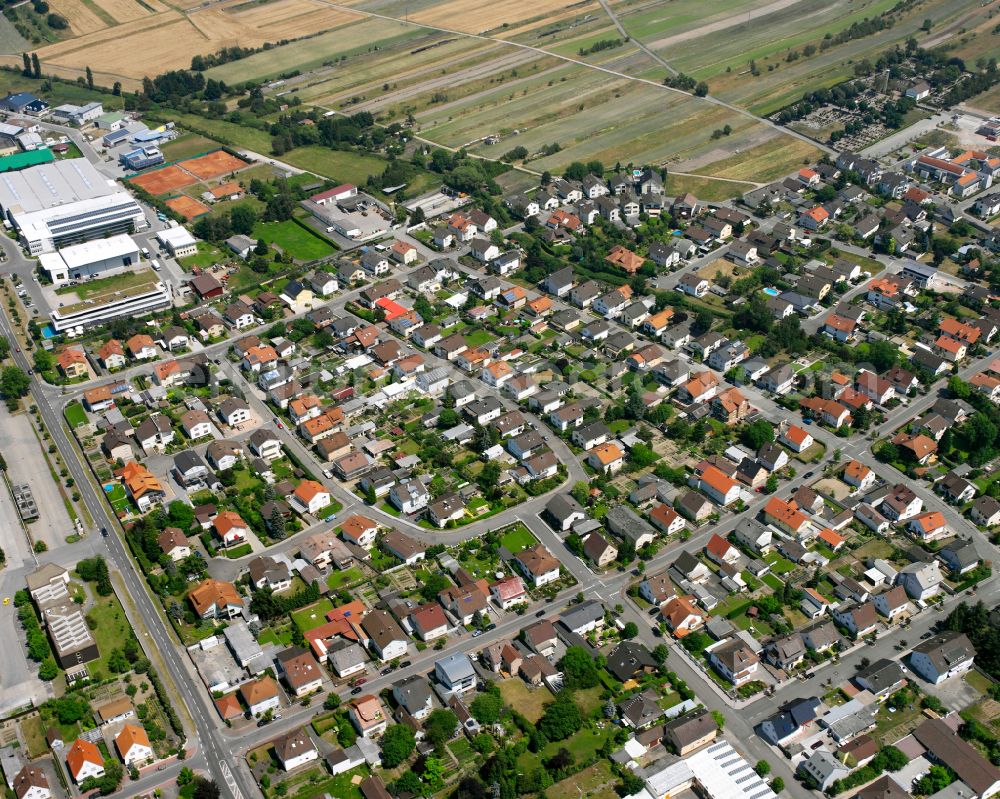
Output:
[51, 102, 103, 126]
[37, 233, 140, 284]
[0, 158, 147, 254]
[156, 226, 198, 258]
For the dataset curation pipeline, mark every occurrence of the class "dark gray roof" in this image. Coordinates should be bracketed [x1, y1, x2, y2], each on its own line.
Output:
[606, 641, 656, 681]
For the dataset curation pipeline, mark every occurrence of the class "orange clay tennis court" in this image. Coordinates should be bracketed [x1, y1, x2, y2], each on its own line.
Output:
[129, 165, 197, 194]
[166, 195, 210, 219]
[178, 150, 247, 180]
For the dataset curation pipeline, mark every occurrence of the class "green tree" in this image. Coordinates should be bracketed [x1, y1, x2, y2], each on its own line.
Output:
[470, 691, 504, 724]
[619, 772, 645, 795]
[85, 65, 93, 89]
[557, 646, 602, 689]
[711, 710, 726, 731]
[192, 778, 221, 799]
[230, 205, 258, 236]
[621, 621, 639, 639]
[380, 724, 416, 768]
[0, 367, 30, 399]
[537, 693, 582, 741]
[393, 772, 422, 795]
[423, 709, 457, 748]
[741, 419, 774, 450]
[31, 53, 40, 78]
[629, 444, 657, 469]
[422, 757, 446, 793]
[771, 777, 784, 793]
[755, 760, 771, 777]
[879, 746, 908, 772]
[52, 695, 91, 724]
[419, 573, 451, 603]
[267, 506, 286, 539]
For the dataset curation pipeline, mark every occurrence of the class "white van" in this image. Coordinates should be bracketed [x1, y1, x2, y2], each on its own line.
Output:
[150, 260, 160, 271]
[140, 247, 150, 257]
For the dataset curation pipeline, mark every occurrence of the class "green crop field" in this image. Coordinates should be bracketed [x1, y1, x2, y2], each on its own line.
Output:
[204, 18, 423, 85]
[252, 220, 336, 261]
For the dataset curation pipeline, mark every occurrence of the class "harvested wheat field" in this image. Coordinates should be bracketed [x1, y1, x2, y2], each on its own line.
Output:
[129, 165, 197, 195]
[91, 0, 158, 23]
[36, 0, 359, 80]
[166, 196, 210, 219]
[407, 0, 586, 33]
[50, 0, 110, 35]
[227, 0, 360, 41]
[178, 150, 247, 180]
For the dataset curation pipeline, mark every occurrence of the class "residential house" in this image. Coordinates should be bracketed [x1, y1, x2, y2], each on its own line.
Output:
[910, 631, 975, 685]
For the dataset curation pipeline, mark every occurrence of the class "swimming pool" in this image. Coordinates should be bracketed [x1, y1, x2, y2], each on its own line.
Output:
[762, 287, 780, 297]
[41, 324, 56, 339]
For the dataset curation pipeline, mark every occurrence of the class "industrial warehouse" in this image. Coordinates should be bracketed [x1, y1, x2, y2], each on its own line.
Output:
[37, 233, 140, 284]
[0, 157, 148, 253]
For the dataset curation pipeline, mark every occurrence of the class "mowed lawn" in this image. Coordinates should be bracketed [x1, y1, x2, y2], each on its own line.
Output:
[64, 402, 87, 428]
[252, 220, 336, 261]
[499, 524, 537, 552]
[290, 598, 335, 632]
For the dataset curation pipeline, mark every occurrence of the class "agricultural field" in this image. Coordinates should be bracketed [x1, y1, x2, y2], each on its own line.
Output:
[13, 0, 364, 87]
[690, 136, 821, 183]
[666, 174, 755, 201]
[639, 0, 985, 114]
[204, 16, 422, 85]
[0, 14, 30, 53]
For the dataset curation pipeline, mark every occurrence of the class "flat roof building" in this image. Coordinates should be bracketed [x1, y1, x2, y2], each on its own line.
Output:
[0, 158, 147, 253]
[37, 233, 139, 284]
[156, 226, 198, 258]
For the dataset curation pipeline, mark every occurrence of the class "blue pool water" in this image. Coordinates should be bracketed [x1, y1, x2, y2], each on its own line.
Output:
[41, 325, 56, 339]
[762, 287, 780, 297]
